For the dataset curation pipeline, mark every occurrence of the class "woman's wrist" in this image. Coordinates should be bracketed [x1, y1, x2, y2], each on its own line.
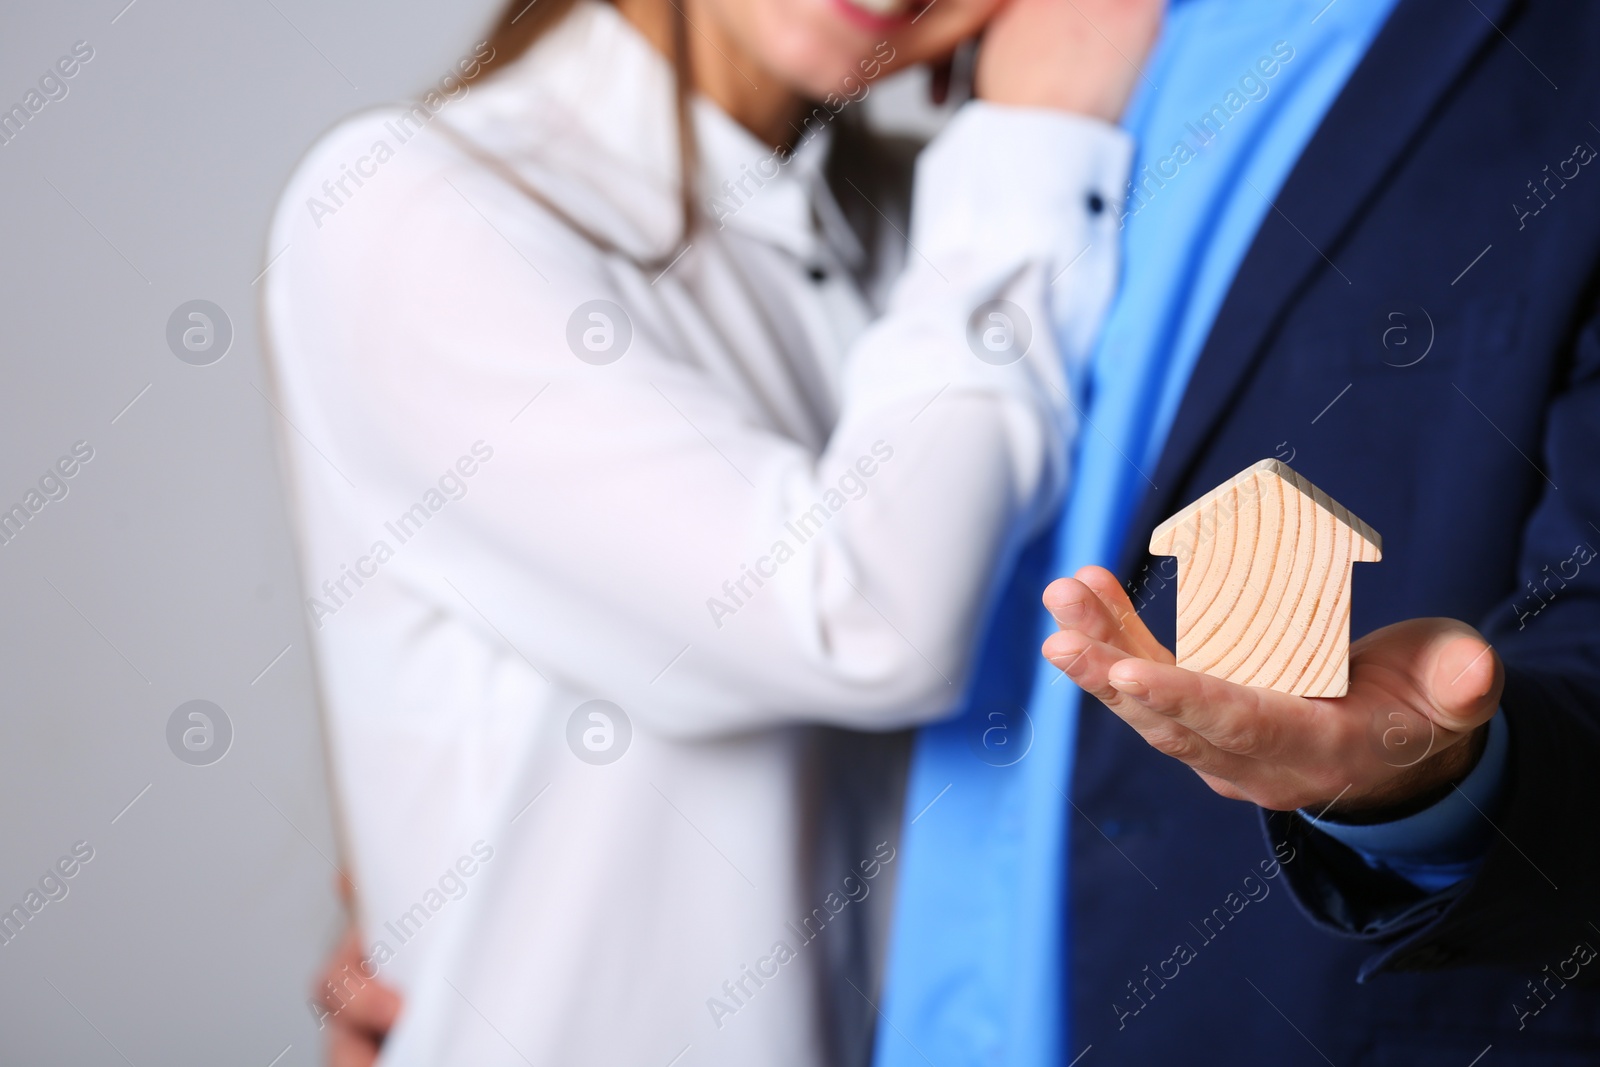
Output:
[973, 0, 1163, 122]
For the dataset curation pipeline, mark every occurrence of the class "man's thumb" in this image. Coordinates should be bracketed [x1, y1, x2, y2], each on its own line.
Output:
[1428, 630, 1503, 731]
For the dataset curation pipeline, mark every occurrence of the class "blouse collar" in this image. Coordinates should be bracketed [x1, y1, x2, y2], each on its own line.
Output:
[453, 0, 853, 266]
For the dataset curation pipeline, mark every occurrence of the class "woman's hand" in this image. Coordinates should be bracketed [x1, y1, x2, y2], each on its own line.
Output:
[313, 924, 403, 1067]
[1041, 566, 1503, 816]
[977, 0, 1164, 120]
[881, 0, 1162, 119]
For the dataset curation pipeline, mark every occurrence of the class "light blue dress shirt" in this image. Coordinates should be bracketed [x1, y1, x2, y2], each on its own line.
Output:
[1314, 708, 1508, 891]
[870, 2, 1512, 1065]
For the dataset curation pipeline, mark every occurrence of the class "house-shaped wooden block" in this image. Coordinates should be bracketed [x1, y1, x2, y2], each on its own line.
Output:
[1148, 459, 1382, 698]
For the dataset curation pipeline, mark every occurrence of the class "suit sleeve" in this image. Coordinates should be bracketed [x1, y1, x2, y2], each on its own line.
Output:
[1264, 302, 1600, 978]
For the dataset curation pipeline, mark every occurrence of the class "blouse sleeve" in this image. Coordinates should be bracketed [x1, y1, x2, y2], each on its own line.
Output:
[267, 102, 1131, 738]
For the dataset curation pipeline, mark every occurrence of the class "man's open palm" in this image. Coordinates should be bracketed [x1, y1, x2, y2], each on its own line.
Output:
[1041, 565, 1503, 815]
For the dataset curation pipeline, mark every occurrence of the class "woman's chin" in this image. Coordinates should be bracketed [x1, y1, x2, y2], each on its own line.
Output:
[741, 0, 916, 100]
[754, 0, 904, 94]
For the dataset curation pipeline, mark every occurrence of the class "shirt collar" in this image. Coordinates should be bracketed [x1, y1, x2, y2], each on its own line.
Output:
[455, 0, 844, 265]
[695, 102, 838, 262]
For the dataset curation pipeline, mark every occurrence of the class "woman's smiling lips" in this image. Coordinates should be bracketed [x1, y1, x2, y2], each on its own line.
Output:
[827, 0, 915, 34]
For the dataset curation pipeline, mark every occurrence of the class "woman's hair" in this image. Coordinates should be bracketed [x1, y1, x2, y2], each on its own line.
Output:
[462, 0, 699, 254]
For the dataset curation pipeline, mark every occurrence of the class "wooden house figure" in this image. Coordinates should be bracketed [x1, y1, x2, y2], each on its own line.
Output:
[1149, 459, 1382, 698]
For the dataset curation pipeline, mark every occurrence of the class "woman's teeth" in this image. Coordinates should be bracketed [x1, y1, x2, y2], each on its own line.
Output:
[840, 0, 911, 17]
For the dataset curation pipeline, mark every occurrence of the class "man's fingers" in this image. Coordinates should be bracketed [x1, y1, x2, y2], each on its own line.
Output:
[1073, 565, 1175, 664]
[1042, 627, 1177, 734]
[1102, 657, 1347, 803]
[1429, 631, 1503, 730]
[1043, 630, 1248, 780]
[1354, 618, 1502, 734]
[1104, 656, 1293, 755]
[1043, 627, 1135, 707]
[1042, 578, 1132, 654]
[1043, 569, 1172, 663]
[1054, 612, 1506, 813]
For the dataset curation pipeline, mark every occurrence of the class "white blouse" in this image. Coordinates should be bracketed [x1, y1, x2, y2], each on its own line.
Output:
[264, 3, 1130, 1064]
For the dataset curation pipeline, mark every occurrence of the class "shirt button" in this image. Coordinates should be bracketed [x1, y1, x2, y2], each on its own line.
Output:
[1086, 191, 1106, 216]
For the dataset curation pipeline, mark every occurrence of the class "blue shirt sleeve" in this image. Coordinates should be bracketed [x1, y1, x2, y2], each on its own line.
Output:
[1303, 709, 1510, 893]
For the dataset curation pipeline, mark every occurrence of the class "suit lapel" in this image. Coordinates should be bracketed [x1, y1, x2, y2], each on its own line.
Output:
[1116, 0, 1520, 577]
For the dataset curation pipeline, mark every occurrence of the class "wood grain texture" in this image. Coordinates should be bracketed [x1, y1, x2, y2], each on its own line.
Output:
[1149, 459, 1382, 698]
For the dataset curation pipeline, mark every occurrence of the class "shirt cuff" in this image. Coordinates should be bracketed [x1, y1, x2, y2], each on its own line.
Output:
[907, 101, 1130, 259]
[1305, 709, 1509, 893]
[840, 101, 1133, 529]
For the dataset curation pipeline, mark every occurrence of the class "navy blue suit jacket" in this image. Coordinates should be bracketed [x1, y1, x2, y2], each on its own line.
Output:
[1067, 0, 1600, 1061]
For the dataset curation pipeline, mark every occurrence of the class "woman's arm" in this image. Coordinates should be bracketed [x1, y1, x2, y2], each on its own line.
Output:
[269, 60, 1140, 741]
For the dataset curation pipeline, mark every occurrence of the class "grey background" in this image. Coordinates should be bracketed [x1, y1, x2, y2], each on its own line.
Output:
[0, 1, 501, 1063]
[0, 2, 946, 1063]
